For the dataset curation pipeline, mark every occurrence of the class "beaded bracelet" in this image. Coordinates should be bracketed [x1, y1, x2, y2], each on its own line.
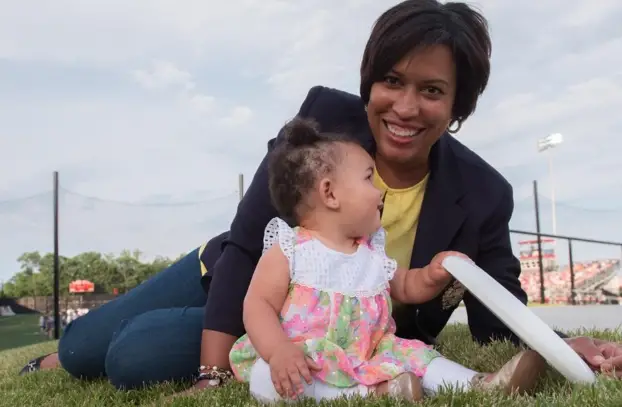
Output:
[195, 365, 234, 387]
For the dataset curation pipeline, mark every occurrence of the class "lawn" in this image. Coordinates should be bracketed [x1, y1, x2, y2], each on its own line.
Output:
[0, 314, 50, 352]
[0, 317, 621, 406]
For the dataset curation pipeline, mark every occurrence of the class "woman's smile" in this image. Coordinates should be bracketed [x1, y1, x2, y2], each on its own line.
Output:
[383, 120, 426, 145]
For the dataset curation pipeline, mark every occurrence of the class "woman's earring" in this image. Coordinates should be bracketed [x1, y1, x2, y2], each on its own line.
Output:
[447, 119, 462, 134]
[364, 104, 368, 112]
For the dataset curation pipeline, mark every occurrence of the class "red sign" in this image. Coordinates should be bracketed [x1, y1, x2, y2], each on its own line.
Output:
[69, 280, 95, 293]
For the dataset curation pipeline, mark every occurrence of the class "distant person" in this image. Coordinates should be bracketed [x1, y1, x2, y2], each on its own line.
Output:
[39, 315, 46, 333]
[45, 315, 54, 338]
[19, 0, 622, 389]
[229, 118, 547, 402]
[66, 308, 77, 325]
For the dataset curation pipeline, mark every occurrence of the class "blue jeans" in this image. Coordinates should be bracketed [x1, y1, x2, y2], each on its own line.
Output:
[57, 237, 222, 390]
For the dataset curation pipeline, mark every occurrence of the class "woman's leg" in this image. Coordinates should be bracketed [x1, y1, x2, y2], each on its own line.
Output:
[105, 307, 204, 389]
[54, 232, 228, 380]
[57, 247, 207, 379]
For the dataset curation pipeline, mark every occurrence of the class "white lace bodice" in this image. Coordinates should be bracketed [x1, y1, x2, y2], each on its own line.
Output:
[263, 217, 397, 297]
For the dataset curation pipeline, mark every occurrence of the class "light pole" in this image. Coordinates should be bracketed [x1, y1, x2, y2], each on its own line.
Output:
[537, 133, 563, 235]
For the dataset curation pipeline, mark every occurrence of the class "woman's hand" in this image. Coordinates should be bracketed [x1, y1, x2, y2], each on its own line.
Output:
[565, 336, 622, 378]
[165, 329, 237, 399]
[192, 379, 218, 391]
[160, 366, 234, 405]
[155, 377, 219, 405]
[175, 378, 219, 396]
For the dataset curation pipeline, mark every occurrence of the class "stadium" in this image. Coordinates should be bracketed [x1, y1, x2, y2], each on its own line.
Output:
[518, 238, 622, 305]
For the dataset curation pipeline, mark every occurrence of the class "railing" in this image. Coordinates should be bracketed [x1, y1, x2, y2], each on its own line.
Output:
[508, 180, 622, 306]
[509, 228, 622, 305]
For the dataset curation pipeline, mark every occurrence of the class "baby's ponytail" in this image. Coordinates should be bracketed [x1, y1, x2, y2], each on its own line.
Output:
[280, 117, 323, 147]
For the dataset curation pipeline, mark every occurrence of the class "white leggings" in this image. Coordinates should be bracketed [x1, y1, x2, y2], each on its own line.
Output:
[248, 356, 477, 403]
[249, 359, 369, 403]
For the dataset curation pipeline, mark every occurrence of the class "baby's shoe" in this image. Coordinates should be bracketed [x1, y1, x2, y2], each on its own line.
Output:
[471, 349, 547, 395]
[373, 372, 424, 401]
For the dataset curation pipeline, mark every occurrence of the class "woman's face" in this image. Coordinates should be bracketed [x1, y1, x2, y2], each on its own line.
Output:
[366, 44, 457, 167]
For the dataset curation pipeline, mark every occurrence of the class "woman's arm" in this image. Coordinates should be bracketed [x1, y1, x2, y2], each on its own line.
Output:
[242, 244, 292, 362]
[197, 87, 325, 375]
[463, 184, 526, 344]
[199, 330, 236, 372]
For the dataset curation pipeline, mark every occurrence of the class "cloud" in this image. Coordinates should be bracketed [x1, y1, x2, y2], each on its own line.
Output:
[131, 60, 219, 116]
[558, 0, 621, 27]
[131, 60, 196, 91]
[1, 1, 622, 281]
[189, 94, 216, 113]
[220, 106, 254, 127]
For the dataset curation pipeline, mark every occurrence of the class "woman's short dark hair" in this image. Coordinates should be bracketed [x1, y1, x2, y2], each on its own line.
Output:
[360, 0, 491, 128]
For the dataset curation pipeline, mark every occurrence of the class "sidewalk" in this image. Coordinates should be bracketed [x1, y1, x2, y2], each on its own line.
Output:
[448, 304, 622, 331]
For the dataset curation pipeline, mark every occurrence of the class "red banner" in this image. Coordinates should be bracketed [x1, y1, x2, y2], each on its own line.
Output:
[69, 279, 95, 293]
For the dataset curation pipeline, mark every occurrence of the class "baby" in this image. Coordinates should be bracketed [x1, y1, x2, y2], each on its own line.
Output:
[229, 117, 546, 403]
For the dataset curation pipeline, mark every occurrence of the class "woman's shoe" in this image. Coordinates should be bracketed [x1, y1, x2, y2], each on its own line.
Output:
[18, 353, 53, 375]
[471, 350, 547, 395]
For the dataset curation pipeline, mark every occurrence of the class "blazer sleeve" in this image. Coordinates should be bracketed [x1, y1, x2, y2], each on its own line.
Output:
[463, 184, 527, 345]
[201, 86, 324, 338]
[463, 184, 569, 344]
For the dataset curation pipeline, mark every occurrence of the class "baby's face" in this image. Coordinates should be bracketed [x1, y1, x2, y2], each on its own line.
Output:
[333, 143, 383, 236]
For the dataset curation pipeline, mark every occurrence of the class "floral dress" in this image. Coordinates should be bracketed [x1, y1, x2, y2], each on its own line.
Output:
[229, 217, 441, 388]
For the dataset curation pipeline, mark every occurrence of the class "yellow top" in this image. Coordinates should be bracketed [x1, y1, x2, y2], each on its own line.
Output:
[199, 243, 208, 276]
[373, 169, 429, 270]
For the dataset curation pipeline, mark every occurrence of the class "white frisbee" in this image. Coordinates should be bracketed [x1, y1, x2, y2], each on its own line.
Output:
[442, 256, 597, 384]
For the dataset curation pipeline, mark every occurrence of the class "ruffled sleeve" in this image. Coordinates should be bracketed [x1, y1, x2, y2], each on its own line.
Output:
[263, 217, 296, 264]
[369, 227, 398, 280]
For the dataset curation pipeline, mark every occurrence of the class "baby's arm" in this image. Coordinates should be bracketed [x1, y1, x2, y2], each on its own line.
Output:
[389, 251, 469, 304]
[390, 265, 448, 304]
[243, 244, 292, 363]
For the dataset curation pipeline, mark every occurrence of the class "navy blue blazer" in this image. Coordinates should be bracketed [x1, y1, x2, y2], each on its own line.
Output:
[201, 85, 536, 345]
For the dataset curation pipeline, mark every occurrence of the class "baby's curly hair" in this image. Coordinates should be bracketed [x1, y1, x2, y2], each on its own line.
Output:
[268, 117, 358, 224]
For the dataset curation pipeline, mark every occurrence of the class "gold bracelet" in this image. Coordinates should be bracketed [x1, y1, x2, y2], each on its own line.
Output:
[195, 365, 234, 386]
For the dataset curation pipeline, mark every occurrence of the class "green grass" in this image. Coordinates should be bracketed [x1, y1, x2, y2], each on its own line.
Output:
[1, 317, 621, 406]
[0, 314, 51, 352]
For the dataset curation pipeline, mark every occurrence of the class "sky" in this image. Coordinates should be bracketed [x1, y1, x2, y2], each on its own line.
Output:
[1, 0, 622, 283]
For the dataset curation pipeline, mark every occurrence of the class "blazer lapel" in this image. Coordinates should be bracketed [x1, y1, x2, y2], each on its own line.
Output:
[410, 134, 466, 268]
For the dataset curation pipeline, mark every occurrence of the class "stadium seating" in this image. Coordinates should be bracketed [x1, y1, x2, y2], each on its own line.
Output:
[519, 259, 621, 304]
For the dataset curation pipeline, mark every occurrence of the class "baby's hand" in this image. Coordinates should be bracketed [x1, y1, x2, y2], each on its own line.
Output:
[268, 341, 321, 399]
[427, 251, 472, 285]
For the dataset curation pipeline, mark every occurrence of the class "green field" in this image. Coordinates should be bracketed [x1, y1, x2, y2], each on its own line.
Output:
[1, 315, 621, 406]
[0, 315, 51, 352]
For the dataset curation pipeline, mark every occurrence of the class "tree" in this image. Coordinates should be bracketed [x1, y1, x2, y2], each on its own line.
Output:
[2, 250, 183, 297]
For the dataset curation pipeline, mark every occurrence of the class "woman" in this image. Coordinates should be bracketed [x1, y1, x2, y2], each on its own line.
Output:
[21, 0, 622, 391]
